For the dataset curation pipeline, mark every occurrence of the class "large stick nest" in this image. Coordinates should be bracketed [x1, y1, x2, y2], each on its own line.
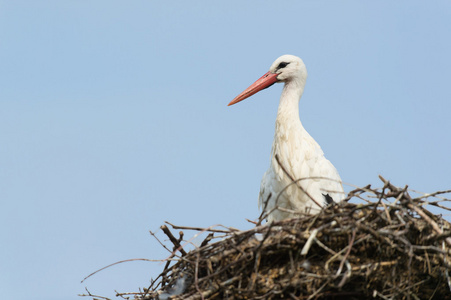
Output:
[82, 177, 451, 300]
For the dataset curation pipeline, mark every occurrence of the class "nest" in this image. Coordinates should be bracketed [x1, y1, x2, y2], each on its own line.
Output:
[81, 177, 451, 300]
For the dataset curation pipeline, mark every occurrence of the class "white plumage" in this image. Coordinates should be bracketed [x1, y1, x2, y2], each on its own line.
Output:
[229, 55, 344, 222]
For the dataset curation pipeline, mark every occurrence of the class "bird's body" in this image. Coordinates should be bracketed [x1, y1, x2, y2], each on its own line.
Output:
[229, 55, 344, 222]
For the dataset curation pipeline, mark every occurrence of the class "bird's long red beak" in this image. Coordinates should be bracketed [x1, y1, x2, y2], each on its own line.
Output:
[228, 71, 279, 106]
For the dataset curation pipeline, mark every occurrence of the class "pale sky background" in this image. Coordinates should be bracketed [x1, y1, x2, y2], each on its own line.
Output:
[1, 1, 450, 300]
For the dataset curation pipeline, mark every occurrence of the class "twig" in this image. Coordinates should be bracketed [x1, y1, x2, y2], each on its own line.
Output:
[165, 222, 238, 233]
[81, 258, 163, 283]
[161, 225, 187, 256]
[336, 229, 356, 278]
[79, 287, 112, 300]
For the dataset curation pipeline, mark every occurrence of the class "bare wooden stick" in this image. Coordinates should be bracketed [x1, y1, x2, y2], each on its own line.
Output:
[81, 258, 163, 283]
[161, 225, 187, 256]
[166, 221, 238, 233]
[79, 287, 112, 300]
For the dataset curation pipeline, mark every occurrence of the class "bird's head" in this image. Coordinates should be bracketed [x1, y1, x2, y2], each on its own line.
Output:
[269, 55, 307, 83]
[228, 54, 307, 106]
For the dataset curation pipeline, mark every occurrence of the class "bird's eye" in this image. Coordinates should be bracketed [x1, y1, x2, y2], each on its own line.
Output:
[277, 62, 290, 69]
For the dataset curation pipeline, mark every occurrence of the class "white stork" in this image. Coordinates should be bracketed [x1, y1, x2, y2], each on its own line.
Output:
[228, 55, 344, 222]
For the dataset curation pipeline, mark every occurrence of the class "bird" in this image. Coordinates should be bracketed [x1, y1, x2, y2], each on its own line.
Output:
[228, 55, 344, 222]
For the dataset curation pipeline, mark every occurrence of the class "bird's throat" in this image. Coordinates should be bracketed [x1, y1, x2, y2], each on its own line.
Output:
[276, 80, 304, 124]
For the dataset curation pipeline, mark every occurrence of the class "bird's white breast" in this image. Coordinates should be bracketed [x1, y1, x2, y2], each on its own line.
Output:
[258, 118, 344, 222]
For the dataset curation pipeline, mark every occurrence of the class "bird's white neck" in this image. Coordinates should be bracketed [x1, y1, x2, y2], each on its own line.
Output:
[276, 79, 305, 126]
[272, 78, 308, 175]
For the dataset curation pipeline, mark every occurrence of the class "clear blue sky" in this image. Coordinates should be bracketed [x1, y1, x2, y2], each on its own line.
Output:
[1, 1, 450, 299]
